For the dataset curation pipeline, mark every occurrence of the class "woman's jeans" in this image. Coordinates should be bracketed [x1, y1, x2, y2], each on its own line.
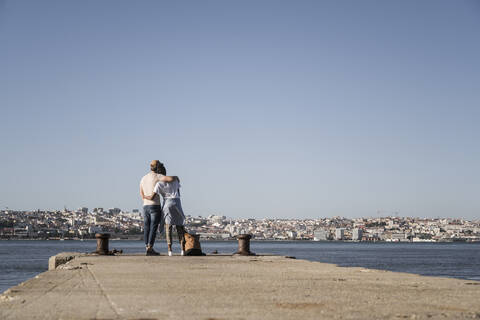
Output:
[143, 205, 162, 247]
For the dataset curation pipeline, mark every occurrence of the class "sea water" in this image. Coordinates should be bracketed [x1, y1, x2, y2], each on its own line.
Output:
[1, 240, 479, 293]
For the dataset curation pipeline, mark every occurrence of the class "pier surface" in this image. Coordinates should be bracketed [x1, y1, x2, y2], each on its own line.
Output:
[1, 253, 480, 319]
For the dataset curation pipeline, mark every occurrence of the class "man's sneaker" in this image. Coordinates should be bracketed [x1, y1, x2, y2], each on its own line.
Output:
[168, 251, 172, 257]
[180, 250, 185, 256]
[146, 248, 160, 256]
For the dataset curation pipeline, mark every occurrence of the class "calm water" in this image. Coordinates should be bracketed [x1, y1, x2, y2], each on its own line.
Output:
[1, 240, 479, 293]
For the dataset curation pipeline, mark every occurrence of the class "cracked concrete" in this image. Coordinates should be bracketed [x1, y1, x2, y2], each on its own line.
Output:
[1, 254, 480, 319]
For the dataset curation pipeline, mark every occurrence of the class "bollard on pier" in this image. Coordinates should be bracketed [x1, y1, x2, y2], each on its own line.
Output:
[95, 233, 110, 255]
[234, 234, 255, 255]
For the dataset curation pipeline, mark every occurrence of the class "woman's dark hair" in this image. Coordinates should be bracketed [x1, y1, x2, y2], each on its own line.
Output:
[158, 163, 166, 175]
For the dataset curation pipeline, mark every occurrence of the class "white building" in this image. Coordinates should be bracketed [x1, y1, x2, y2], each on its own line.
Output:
[313, 229, 328, 241]
[352, 228, 363, 241]
[287, 231, 297, 239]
[88, 226, 103, 234]
[389, 233, 408, 242]
[335, 228, 344, 240]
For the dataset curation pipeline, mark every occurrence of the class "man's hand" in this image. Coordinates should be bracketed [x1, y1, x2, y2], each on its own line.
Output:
[143, 193, 156, 201]
[140, 187, 157, 200]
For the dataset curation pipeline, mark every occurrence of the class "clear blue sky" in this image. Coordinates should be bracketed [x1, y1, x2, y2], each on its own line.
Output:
[1, 0, 479, 219]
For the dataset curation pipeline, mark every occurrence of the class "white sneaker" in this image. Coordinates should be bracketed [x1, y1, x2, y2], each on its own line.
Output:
[168, 251, 172, 257]
[180, 250, 185, 256]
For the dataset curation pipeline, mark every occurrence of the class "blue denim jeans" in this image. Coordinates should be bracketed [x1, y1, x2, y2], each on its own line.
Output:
[143, 205, 162, 247]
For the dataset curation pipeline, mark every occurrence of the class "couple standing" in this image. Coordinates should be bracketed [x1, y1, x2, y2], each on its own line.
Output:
[139, 160, 186, 256]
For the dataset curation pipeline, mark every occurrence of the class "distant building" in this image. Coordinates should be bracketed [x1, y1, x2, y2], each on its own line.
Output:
[88, 226, 103, 234]
[108, 208, 121, 214]
[390, 233, 407, 242]
[14, 227, 28, 237]
[208, 215, 226, 223]
[335, 228, 344, 240]
[352, 228, 363, 241]
[287, 231, 297, 239]
[313, 229, 328, 241]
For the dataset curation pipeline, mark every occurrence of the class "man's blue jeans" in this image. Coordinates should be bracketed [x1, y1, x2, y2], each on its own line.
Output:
[143, 205, 162, 247]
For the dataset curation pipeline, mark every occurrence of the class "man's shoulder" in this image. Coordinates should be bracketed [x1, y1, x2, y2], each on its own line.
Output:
[148, 172, 167, 182]
[141, 172, 156, 184]
[140, 172, 150, 182]
[142, 172, 165, 180]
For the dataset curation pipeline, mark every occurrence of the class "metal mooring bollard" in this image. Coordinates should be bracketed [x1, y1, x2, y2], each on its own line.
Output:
[95, 233, 110, 255]
[235, 234, 255, 255]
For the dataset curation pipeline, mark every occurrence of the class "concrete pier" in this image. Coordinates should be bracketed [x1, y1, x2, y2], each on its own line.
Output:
[1, 253, 480, 319]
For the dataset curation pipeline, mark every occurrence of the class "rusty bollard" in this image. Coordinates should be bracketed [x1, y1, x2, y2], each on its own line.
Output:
[95, 233, 110, 255]
[235, 234, 255, 256]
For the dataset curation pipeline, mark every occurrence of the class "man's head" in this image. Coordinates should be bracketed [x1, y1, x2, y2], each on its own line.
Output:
[149, 160, 166, 175]
[150, 160, 161, 172]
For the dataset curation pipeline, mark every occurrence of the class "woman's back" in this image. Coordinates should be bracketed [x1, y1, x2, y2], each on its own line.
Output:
[154, 180, 180, 199]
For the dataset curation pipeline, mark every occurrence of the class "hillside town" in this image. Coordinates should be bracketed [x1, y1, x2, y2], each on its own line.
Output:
[0, 208, 479, 242]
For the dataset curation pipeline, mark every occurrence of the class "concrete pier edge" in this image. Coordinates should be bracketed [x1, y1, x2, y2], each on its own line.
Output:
[48, 252, 88, 270]
[2, 252, 480, 319]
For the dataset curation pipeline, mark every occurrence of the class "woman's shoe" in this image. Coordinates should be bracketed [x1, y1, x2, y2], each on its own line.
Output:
[180, 250, 185, 256]
[168, 251, 172, 256]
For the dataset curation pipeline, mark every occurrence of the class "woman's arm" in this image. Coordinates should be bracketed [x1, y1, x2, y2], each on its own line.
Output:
[159, 175, 179, 183]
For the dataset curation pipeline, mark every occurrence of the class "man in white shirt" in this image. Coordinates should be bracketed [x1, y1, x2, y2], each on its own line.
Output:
[139, 160, 179, 256]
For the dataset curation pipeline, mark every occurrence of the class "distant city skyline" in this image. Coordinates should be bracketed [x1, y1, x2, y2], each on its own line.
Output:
[2, 207, 478, 221]
[2, 208, 479, 243]
[1, 1, 479, 219]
